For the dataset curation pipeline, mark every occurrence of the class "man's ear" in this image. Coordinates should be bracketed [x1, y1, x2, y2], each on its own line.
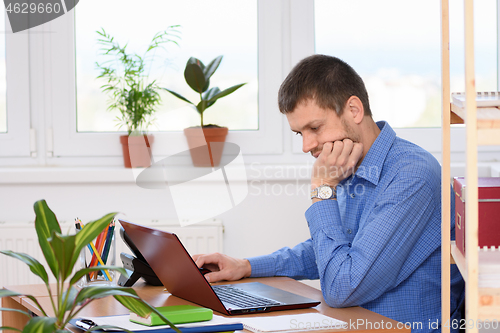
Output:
[346, 96, 364, 125]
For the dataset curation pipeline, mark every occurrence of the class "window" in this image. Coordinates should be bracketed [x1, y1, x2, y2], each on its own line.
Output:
[75, 0, 258, 132]
[314, 0, 497, 128]
[50, 1, 283, 160]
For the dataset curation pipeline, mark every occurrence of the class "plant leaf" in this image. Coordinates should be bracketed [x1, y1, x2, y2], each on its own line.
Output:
[184, 57, 206, 93]
[207, 83, 246, 103]
[114, 295, 181, 333]
[0, 307, 31, 318]
[74, 286, 142, 304]
[0, 251, 49, 285]
[49, 232, 77, 281]
[34, 200, 61, 278]
[0, 327, 22, 332]
[60, 286, 79, 313]
[161, 88, 194, 105]
[0, 290, 48, 317]
[22, 317, 56, 333]
[70, 266, 128, 286]
[203, 56, 223, 81]
[196, 100, 208, 115]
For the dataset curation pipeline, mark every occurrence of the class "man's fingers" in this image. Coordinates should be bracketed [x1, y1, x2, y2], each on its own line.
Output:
[337, 139, 353, 166]
[194, 253, 221, 268]
[349, 143, 364, 167]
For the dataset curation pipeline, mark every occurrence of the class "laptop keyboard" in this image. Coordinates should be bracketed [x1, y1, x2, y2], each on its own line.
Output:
[213, 285, 282, 308]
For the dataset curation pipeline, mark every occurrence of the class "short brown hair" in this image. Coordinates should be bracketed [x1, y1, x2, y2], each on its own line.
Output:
[278, 54, 372, 117]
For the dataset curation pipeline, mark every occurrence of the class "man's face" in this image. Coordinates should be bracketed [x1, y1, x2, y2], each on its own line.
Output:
[286, 99, 360, 158]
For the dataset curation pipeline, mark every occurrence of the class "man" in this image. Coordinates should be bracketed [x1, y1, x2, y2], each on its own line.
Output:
[194, 55, 464, 332]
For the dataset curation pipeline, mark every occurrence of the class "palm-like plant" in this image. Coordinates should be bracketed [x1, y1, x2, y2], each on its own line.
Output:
[163, 56, 246, 128]
[96, 27, 180, 135]
[0, 200, 180, 333]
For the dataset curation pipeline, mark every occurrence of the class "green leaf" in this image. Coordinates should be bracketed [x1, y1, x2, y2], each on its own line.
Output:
[0, 251, 49, 285]
[34, 200, 61, 278]
[207, 83, 246, 103]
[0, 290, 48, 317]
[114, 296, 181, 333]
[162, 88, 194, 105]
[203, 56, 223, 81]
[75, 286, 141, 304]
[22, 317, 56, 333]
[60, 286, 79, 313]
[49, 232, 77, 281]
[70, 266, 128, 286]
[196, 100, 208, 114]
[0, 327, 22, 332]
[184, 58, 207, 93]
[0, 307, 30, 318]
[203, 87, 221, 102]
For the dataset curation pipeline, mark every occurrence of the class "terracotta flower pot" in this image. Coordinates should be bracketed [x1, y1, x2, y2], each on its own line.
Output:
[184, 127, 228, 167]
[119, 134, 154, 168]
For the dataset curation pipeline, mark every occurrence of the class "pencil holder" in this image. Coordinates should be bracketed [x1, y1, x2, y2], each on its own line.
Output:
[77, 220, 117, 287]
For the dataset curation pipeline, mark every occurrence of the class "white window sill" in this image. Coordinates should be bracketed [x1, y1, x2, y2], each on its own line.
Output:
[1, 163, 499, 185]
[0, 164, 315, 184]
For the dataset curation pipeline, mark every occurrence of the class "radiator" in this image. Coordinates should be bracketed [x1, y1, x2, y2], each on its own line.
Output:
[0, 219, 223, 287]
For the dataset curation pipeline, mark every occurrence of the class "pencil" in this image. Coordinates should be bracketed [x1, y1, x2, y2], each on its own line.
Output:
[92, 226, 109, 279]
[79, 219, 111, 281]
[101, 221, 115, 265]
[90, 227, 106, 276]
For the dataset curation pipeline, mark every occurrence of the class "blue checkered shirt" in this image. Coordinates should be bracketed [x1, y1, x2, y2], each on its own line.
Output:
[248, 121, 465, 333]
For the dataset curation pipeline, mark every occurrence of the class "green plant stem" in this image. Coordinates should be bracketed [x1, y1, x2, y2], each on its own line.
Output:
[199, 92, 204, 127]
[46, 283, 58, 322]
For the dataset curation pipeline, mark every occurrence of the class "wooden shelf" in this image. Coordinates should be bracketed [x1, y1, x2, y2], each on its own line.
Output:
[450, 242, 500, 320]
[451, 103, 500, 128]
[450, 103, 500, 145]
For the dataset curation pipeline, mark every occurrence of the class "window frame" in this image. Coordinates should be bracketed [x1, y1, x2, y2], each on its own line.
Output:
[48, 0, 284, 163]
[0, 12, 31, 158]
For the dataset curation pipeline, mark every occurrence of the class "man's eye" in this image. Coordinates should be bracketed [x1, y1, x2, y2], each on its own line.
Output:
[311, 127, 318, 131]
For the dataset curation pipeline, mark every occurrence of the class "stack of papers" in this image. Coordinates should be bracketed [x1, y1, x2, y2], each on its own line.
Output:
[451, 92, 500, 108]
[236, 313, 347, 333]
[479, 249, 500, 288]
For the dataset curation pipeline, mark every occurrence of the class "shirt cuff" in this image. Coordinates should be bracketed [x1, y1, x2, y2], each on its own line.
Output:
[246, 255, 275, 278]
[305, 200, 346, 241]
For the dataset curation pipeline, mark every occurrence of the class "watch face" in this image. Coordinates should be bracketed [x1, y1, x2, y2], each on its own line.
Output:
[318, 186, 333, 199]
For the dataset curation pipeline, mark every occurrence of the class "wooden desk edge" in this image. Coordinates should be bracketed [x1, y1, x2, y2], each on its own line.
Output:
[3, 278, 410, 332]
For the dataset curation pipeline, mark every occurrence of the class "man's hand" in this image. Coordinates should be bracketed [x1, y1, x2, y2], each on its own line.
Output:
[192, 253, 252, 283]
[311, 139, 363, 189]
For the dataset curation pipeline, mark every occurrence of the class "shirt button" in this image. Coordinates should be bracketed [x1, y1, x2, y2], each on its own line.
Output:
[347, 229, 352, 234]
[350, 193, 355, 198]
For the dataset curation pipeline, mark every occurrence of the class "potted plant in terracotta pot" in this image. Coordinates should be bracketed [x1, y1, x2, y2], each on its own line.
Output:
[163, 56, 245, 167]
[96, 27, 180, 168]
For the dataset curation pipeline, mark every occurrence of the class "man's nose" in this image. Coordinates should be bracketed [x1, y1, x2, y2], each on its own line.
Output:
[302, 134, 317, 154]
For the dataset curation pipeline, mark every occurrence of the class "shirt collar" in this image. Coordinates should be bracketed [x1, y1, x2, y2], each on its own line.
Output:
[354, 121, 396, 185]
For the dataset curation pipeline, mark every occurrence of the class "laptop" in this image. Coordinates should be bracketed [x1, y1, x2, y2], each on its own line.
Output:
[119, 219, 321, 315]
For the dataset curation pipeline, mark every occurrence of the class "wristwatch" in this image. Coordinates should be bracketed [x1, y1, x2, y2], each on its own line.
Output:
[310, 184, 337, 200]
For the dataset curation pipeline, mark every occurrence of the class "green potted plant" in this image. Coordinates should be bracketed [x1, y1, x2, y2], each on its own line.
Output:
[163, 56, 245, 167]
[96, 27, 180, 168]
[0, 200, 180, 333]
